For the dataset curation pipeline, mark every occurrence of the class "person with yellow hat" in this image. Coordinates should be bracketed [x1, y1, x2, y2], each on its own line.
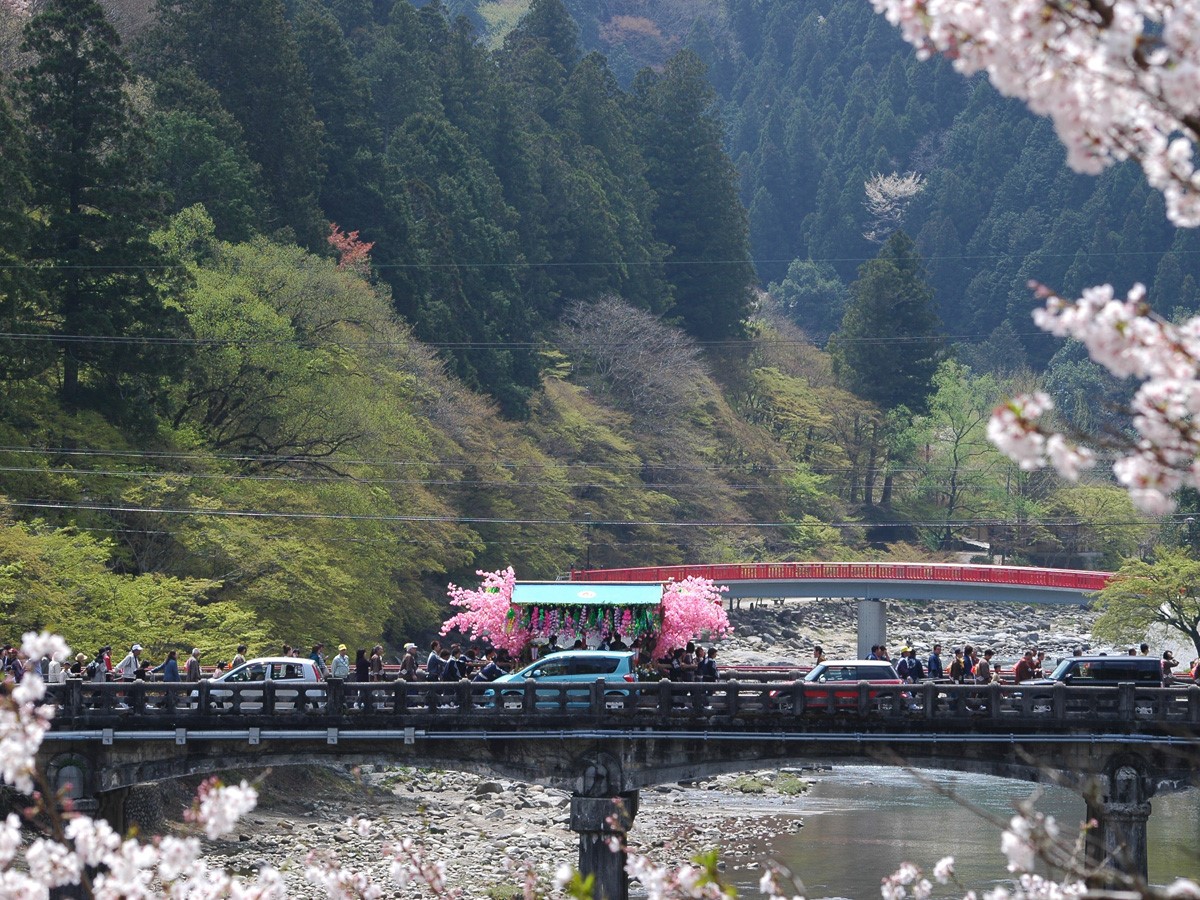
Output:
[330, 644, 351, 680]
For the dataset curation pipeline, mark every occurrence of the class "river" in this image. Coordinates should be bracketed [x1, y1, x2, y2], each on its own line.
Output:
[723, 766, 1200, 898]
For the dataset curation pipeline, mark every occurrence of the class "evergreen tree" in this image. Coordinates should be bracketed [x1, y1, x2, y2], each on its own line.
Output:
[18, 0, 184, 420]
[503, 0, 580, 74]
[0, 76, 45, 382]
[831, 231, 941, 414]
[289, 0, 383, 236]
[145, 68, 266, 241]
[630, 51, 755, 341]
[151, 0, 326, 246]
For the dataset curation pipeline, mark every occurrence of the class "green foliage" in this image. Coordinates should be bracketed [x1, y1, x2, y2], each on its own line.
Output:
[768, 259, 847, 344]
[151, 0, 326, 245]
[18, 0, 186, 421]
[831, 232, 941, 415]
[902, 360, 1005, 549]
[0, 73, 40, 382]
[1048, 484, 1152, 570]
[0, 517, 253, 657]
[730, 774, 766, 794]
[1093, 549, 1200, 659]
[631, 50, 755, 341]
[775, 772, 809, 795]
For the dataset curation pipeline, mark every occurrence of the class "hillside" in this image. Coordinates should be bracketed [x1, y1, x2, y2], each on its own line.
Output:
[0, 0, 1167, 658]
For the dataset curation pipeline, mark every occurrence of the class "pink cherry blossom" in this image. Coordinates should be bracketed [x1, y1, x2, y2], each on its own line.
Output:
[657, 577, 730, 652]
[441, 566, 530, 653]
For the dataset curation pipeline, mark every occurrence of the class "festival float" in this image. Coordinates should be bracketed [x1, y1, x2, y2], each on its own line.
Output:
[440, 567, 731, 654]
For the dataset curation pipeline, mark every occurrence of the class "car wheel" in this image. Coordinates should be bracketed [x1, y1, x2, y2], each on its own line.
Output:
[876, 696, 896, 714]
[1030, 695, 1052, 715]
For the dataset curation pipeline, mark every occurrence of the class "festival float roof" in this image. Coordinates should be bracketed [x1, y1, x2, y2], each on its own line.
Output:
[509, 581, 662, 607]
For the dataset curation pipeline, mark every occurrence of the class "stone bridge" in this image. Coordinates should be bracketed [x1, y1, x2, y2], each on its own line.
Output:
[39, 678, 1200, 899]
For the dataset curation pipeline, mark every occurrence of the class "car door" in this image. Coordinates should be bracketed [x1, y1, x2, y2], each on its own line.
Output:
[222, 662, 266, 710]
[567, 656, 625, 707]
[269, 661, 317, 710]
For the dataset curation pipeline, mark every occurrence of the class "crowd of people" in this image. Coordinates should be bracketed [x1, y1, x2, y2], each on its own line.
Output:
[1, 634, 1191, 687]
[849, 641, 1191, 686]
[0, 632, 727, 687]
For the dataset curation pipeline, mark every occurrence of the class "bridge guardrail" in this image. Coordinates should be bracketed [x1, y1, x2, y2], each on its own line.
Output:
[41, 678, 1200, 731]
[570, 562, 1111, 591]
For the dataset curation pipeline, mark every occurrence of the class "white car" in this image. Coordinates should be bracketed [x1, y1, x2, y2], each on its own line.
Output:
[190, 657, 325, 711]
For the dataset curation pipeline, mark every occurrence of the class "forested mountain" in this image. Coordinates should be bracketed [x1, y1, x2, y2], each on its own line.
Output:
[499, 0, 1197, 368]
[0, 0, 1167, 656]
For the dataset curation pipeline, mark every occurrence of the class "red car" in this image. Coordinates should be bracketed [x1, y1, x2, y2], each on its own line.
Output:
[774, 659, 905, 713]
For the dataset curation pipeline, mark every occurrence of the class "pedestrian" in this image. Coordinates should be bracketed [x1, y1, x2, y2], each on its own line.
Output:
[425, 641, 443, 681]
[46, 650, 66, 684]
[1014, 650, 1036, 684]
[439, 648, 460, 681]
[1163, 650, 1180, 684]
[700, 647, 719, 681]
[154, 650, 181, 682]
[1033, 649, 1046, 678]
[370, 645, 385, 681]
[927, 644, 944, 679]
[472, 649, 504, 682]
[399, 644, 418, 681]
[115, 644, 143, 681]
[70, 652, 87, 677]
[680, 642, 698, 681]
[908, 650, 925, 681]
[310, 643, 328, 676]
[1140, 643, 1150, 656]
[185, 648, 202, 681]
[355, 648, 370, 683]
[330, 644, 351, 680]
[232, 645, 248, 669]
[813, 646, 827, 664]
[949, 648, 965, 683]
[975, 649, 994, 684]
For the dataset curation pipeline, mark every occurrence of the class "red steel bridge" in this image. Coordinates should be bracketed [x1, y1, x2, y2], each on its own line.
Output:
[570, 562, 1113, 606]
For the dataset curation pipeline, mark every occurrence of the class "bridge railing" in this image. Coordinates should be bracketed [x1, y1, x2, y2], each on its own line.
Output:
[570, 562, 1111, 591]
[43, 679, 1200, 730]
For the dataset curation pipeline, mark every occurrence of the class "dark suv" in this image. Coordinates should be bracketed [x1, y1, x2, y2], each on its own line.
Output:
[1032, 655, 1164, 686]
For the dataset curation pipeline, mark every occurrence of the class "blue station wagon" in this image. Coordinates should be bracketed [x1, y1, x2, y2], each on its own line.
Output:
[488, 650, 638, 709]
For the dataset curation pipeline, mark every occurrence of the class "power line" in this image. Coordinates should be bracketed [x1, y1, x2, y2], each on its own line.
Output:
[0, 329, 1035, 348]
[0, 462, 1091, 486]
[0, 498, 1168, 530]
[3, 244, 1199, 271]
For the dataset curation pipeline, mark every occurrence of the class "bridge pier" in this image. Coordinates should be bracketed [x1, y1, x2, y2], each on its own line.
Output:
[570, 792, 637, 900]
[1084, 765, 1152, 885]
[856, 599, 886, 658]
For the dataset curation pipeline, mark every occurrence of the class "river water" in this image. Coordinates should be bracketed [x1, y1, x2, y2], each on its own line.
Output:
[723, 766, 1200, 898]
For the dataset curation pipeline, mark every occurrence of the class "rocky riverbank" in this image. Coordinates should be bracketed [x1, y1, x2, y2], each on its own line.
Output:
[720, 595, 1103, 666]
[189, 765, 813, 898]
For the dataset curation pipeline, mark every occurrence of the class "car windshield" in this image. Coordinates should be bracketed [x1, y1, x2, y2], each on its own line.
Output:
[224, 663, 265, 683]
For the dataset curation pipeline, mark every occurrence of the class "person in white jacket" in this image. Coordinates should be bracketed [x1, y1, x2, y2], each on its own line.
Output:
[114, 644, 143, 681]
